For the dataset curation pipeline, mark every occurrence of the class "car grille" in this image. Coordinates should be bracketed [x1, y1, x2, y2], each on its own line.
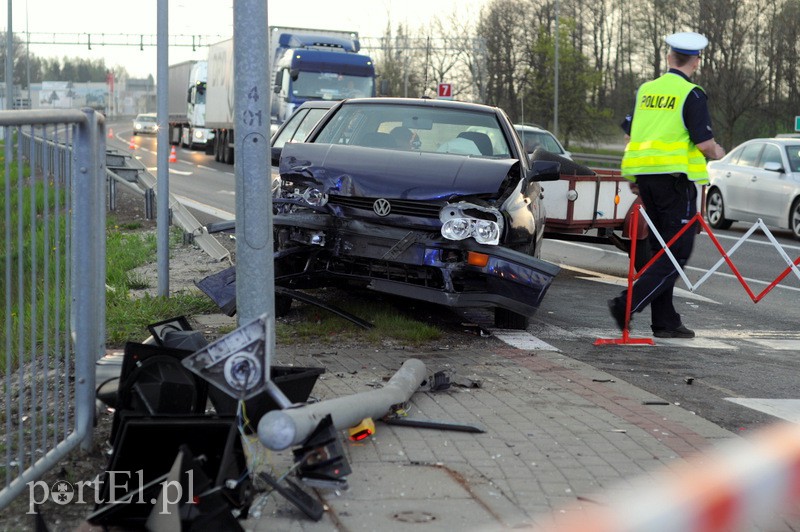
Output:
[325, 256, 445, 288]
[328, 196, 443, 218]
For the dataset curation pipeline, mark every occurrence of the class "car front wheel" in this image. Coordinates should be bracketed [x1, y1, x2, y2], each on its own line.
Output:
[790, 198, 800, 241]
[494, 307, 529, 330]
[706, 188, 733, 230]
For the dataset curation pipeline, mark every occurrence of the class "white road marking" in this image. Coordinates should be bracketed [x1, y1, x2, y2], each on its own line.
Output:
[746, 339, 800, 350]
[197, 165, 217, 171]
[725, 398, 800, 423]
[172, 194, 234, 220]
[491, 330, 560, 352]
[217, 190, 235, 196]
[551, 240, 800, 294]
[145, 166, 192, 175]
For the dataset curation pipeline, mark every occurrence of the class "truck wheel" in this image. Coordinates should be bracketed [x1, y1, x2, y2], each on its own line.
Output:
[706, 188, 733, 229]
[214, 136, 222, 162]
[494, 307, 529, 330]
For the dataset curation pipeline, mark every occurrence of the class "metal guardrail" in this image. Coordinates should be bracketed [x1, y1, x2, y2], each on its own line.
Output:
[105, 149, 230, 262]
[0, 109, 105, 510]
[572, 152, 623, 167]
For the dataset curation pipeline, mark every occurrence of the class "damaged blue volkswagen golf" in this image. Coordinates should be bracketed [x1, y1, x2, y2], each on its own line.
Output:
[271, 97, 561, 329]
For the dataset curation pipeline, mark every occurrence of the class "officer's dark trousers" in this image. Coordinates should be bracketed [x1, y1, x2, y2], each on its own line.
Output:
[615, 174, 698, 331]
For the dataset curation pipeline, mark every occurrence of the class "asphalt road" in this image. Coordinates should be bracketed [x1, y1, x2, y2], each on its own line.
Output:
[109, 120, 800, 434]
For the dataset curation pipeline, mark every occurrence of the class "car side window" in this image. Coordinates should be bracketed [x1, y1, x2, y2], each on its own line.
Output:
[273, 109, 309, 149]
[787, 146, 800, 173]
[737, 143, 763, 168]
[759, 144, 782, 169]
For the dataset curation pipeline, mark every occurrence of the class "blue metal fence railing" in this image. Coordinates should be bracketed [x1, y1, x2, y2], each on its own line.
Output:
[0, 108, 106, 510]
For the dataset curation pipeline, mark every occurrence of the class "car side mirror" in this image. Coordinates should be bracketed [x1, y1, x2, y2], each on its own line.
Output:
[271, 146, 282, 167]
[526, 160, 561, 182]
[763, 161, 784, 173]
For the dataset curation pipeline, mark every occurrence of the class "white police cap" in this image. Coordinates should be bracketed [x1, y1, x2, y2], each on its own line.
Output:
[665, 32, 708, 55]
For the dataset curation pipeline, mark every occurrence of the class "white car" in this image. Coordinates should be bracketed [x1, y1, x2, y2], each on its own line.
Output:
[706, 138, 800, 239]
[132, 113, 158, 135]
[514, 124, 572, 159]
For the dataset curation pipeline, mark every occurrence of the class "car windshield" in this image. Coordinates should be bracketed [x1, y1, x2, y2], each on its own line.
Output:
[516, 128, 564, 154]
[786, 145, 800, 172]
[136, 115, 156, 123]
[314, 103, 512, 157]
[292, 72, 373, 100]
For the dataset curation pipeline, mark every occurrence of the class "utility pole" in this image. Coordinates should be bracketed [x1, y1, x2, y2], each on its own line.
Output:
[554, 0, 560, 138]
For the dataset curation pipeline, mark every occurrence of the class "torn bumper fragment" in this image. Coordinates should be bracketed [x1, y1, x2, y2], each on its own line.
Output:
[273, 213, 560, 318]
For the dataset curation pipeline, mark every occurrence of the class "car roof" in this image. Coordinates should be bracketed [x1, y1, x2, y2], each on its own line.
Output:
[341, 97, 503, 115]
[295, 100, 337, 110]
[514, 124, 553, 134]
[736, 138, 800, 146]
[136, 113, 156, 118]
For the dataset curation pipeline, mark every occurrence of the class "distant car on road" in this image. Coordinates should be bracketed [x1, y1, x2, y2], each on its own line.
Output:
[270, 97, 562, 329]
[514, 124, 571, 159]
[706, 138, 800, 239]
[132, 113, 158, 135]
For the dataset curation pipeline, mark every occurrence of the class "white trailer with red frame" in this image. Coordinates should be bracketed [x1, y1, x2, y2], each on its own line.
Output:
[541, 164, 650, 268]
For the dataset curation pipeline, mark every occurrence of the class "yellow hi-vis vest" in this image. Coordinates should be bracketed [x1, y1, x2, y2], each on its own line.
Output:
[621, 73, 709, 184]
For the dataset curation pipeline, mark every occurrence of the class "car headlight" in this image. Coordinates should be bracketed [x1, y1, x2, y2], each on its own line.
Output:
[194, 130, 204, 139]
[440, 202, 503, 245]
[301, 187, 328, 207]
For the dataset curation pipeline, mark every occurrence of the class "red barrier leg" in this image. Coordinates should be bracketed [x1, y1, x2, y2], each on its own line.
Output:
[595, 206, 654, 346]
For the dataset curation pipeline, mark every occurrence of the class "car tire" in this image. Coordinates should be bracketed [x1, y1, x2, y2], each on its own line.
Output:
[275, 292, 292, 317]
[706, 188, 733, 230]
[494, 307, 529, 330]
[790, 198, 800, 241]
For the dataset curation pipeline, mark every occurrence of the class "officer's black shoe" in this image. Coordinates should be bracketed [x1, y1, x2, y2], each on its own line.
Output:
[652, 324, 695, 338]
[607, 299, 627, 331]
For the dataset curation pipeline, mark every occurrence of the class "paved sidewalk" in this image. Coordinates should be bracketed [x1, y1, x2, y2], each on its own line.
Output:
[243, 335, 736, 531]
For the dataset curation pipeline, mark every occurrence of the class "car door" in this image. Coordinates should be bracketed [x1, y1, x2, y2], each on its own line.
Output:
[747, 143, 792, 227]
[724, 142, 764, 220]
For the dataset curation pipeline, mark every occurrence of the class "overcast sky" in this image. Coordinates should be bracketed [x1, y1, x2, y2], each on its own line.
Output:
[2, 0, 485, 79]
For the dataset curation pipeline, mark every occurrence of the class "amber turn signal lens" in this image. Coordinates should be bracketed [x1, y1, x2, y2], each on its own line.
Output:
[467, 252, 489, 267]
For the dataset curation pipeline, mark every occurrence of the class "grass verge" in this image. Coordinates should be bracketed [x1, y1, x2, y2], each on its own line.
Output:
[105, 220, 217, 346]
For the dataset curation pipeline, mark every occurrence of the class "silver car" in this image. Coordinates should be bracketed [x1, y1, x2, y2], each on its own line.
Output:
[706, 138, 800, 240]
[132, 113, 158, 135]
[514, 124, 572, 159]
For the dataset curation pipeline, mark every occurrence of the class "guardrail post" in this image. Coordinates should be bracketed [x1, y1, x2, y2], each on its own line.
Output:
[72, 109, 105, 451]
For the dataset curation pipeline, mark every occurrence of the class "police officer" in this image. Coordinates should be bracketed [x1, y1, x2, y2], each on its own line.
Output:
[609, 32, 725, 338]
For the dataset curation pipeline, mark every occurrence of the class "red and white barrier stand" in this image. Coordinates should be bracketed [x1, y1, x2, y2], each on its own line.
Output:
[594, 206, 654, 346]
[595, 206, 800, 345]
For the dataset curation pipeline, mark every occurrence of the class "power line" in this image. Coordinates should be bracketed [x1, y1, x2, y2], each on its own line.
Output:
[19, 32, 230, 50]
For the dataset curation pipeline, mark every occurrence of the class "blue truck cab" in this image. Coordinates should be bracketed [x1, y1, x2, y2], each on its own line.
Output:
[270, 31, 375, 125]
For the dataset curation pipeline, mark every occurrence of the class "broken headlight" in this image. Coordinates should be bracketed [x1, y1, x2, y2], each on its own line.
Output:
[301, 187, 328, 207]
[439, 202, 503, 245]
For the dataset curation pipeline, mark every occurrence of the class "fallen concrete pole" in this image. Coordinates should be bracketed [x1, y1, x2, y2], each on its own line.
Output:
[258, 358, 427, 451]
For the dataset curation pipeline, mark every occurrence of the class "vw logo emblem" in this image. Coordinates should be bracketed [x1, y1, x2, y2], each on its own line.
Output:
[373, 198, 392, 217]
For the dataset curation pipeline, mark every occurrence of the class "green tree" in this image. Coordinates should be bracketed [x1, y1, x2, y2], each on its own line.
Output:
[523, 20, 610, 146]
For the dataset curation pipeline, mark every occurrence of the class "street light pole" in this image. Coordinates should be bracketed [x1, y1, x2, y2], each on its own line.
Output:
[553, 0, 559, 138]
[554, 0, 559, 138]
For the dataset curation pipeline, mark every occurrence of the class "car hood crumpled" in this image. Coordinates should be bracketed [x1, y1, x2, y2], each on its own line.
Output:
[279, 143, 518, 200]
